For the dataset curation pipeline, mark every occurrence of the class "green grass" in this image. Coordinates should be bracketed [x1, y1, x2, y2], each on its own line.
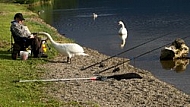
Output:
[0, 2, 99, 107]
[0, 2, 65, 106]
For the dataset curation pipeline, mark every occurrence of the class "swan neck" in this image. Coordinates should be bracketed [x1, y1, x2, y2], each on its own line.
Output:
[42, 32, 56, 44]
[121, 23, 125, 28]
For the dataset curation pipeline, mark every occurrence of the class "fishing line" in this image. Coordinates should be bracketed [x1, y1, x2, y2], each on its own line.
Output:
[81, 32, 172, 70]
[95, 35, 190, 74]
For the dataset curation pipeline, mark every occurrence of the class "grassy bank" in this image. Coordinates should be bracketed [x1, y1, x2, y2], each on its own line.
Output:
[0, 2, 67, 106]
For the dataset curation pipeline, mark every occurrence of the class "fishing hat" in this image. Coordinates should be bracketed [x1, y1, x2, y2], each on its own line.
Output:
[14, 13, 25, 20]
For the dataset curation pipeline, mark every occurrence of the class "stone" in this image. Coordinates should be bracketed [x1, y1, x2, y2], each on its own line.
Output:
[160, 38, 189, 60]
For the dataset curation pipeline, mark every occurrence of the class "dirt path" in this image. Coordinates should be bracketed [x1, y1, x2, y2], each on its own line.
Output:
[40, 47, 190, 107]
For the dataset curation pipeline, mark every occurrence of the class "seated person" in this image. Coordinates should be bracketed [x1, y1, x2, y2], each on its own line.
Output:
[10, 13, 41, 57]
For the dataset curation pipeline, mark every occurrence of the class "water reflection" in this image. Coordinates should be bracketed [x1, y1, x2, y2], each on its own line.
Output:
[160, 59, 189, 72]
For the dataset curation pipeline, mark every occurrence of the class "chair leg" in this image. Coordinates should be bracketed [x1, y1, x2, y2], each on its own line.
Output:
[11, 43, 21, 60]
[7, 47, 13, 52]
[7, 43, 14, 52]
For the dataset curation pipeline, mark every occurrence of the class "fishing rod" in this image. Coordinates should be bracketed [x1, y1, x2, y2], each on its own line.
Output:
[14, 76, 103, 83]
[81, 32, 172, 70]
[95, 35, 190, 74]
[14, 73, 142, 83]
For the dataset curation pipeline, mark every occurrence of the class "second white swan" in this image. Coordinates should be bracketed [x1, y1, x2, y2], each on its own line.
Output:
[118, 21, 128, 48]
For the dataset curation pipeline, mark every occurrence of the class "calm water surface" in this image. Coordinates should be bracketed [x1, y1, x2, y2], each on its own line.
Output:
[38, 0, 190, 94]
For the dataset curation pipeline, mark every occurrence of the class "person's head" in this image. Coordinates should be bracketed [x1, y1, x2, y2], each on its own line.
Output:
[14, 13, 25, 23]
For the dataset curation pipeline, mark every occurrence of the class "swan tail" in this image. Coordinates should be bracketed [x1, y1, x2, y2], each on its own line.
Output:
[76, 53, 89, 56]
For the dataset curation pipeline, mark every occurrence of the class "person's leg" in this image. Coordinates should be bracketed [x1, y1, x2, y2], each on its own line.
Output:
[30, 37, 41, 58]
[25, 38, 33, 48]
[15, 38, 27, 51]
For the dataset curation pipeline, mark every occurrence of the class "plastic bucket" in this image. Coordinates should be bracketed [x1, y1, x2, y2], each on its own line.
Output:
[20, 51, 29, 60]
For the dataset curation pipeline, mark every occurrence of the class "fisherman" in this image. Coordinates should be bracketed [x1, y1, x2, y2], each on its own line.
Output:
[10, 13, 44, 58]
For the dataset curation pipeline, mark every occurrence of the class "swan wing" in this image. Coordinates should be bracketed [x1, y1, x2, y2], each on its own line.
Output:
[62, 43, 84, 53]
[119, 27, 127, 35]
[52, 43, 87, 57]
[52, 43, 68, 56]
[66, 43, 88, 56]
[121, 34, 127, 40]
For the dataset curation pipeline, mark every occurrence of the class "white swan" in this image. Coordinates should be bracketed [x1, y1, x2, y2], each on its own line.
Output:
[93, 13, 98, 20]
[38, 32, 88, 63]
[118, 21, 128, 48]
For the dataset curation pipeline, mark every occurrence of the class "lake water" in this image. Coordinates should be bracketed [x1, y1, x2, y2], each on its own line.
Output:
[38, 0, 190, 94]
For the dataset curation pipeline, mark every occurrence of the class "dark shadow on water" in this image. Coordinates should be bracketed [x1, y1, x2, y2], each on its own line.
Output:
[160, 59, 189, 73]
